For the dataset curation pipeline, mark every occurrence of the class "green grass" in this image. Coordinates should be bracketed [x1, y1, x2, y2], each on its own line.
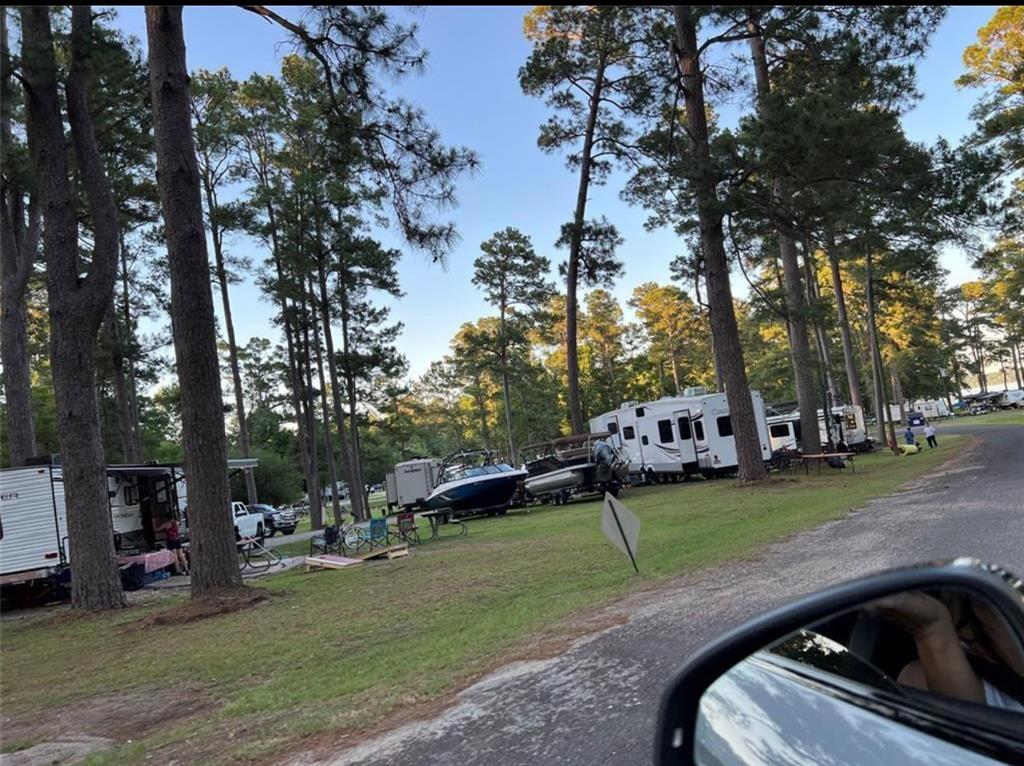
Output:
[945, 409, 1024, 426]
[1, 439, 961, 764]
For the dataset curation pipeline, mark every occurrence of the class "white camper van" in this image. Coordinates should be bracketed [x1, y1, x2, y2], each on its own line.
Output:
[590, 390, 771, 479]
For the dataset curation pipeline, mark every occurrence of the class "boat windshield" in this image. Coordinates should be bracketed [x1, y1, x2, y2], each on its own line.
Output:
[440, 462, 515, 483]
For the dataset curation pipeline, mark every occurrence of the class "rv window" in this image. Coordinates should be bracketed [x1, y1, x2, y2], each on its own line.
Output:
[641, 435, 649, 446]
[693, 420, 705, 441]
[635, 407, 646, 418]
[124, 484, 139, 506]
[770, 423, 790, 438]
[622, 426, 636, 440]
[717, 416, 733, 437]
[658, 419, 673, 443]
[677, 417, 692, 440]
[606, 422, 618, 435]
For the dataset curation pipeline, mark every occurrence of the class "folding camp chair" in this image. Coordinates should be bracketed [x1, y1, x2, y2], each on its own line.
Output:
[393, 512, 421, 546]
[310, 524, 341, 556]
[366, 518, 392, 550]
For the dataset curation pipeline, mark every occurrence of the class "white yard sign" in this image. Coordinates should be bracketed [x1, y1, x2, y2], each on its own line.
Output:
[601, 493, 640, 573]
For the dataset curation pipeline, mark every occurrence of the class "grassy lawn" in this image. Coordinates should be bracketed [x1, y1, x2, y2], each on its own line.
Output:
[1, 439, 961, 764]
[944, 409, 1024, 426]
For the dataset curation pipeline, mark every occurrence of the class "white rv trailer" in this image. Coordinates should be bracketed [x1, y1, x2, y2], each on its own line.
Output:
[998, 389, 1024, 409]
[0, 458, 256, 586]
[387, 457, 442, 510]
[589, 390, 771, 479]
[766, 405, 869, 452]
[910, 399, 951, 419]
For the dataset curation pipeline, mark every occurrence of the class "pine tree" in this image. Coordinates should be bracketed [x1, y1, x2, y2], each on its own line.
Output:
[147, 6, 243, 594]
[474, 227, 555, 458]
[519, 6, 652, 433]
[21, 5, 126, 608]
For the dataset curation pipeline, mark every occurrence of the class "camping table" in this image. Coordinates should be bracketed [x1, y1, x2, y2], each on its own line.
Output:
[798, 452, 857, 476]
[419, 510, 468, 542]
[117, 549, 177, 573]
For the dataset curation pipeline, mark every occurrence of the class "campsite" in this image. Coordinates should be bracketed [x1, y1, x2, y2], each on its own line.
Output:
[2, 4, 1023, 766]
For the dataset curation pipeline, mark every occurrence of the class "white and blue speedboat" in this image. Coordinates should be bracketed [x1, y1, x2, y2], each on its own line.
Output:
[424, 450, 527, 514]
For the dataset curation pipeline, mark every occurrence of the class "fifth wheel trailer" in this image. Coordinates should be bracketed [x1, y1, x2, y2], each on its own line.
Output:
[589, 390, 772, 479]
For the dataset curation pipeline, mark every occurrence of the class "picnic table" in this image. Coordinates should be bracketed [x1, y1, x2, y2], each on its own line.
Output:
[419, 509, 468, 542]
[797, 452, 857, 475]
[117, 549, 177, 573]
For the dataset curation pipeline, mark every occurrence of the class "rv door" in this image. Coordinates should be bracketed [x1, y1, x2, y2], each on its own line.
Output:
[672, 409, 698, 472]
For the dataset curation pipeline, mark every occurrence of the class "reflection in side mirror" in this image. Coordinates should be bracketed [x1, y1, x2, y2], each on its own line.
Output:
[657, 562, 1024, 766]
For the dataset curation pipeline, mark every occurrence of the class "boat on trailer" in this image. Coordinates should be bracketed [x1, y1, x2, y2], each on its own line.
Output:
[423, 450, 527, 516]
[521, 432, 629, 505]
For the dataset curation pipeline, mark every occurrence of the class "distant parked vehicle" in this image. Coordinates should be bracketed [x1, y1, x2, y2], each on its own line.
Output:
[906, 411, 926, 427]
[247, 504, 297, 537]
[232, 501, 264, 544]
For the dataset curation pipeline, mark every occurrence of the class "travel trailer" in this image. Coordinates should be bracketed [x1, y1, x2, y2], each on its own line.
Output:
[911, 399, 951, 419]
[385, 457, 442, 511]
[0, 457, 256, 587]
[589, 389, 772, 480]
[766, 405, 869, 453]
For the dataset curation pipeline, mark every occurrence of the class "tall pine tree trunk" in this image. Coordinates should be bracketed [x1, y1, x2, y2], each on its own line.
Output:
[865, 251, 895, 451]
[748, 23, 820, 456]
[336, 275, 367, 512]
[565, 51, 607, 436]
[117, 235, 143, 461]
[673, 6, 766, 481]
[104, 300, 140, 462]
[309, 281, 343, 526]
[499, 307, 517, 462]
[23, 5, 126, 608]
[803, 244, 839, 404]
[827, 241, 863, 407]
[297, 293, 323, 530]
[202, 178, 257, 504]
[314, 257, 364, 521]
[147, 5, 242, 594]
[262, 188, 314, 515]
[1, 11, 40, 468]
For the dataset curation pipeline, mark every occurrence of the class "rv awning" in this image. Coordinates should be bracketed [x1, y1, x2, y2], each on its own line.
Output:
[106, 465, 178, 477]
[228, 458, 258, 471]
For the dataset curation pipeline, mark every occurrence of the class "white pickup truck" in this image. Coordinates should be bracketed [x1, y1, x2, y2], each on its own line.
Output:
[232, 501, 264, 542]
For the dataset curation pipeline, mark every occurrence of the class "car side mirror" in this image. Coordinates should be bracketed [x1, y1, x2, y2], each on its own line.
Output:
[656, 560, 1024, 766]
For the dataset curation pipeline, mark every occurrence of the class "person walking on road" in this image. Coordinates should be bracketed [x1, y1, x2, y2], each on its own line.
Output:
[924, 422, 938, 449]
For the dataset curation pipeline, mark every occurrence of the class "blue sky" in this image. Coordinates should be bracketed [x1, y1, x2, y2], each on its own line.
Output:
[111, 5, 997, 379]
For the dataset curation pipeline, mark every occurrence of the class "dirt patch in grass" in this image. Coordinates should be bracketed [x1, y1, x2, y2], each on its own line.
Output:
[1, 687, 216, 746]
[122, 587, 269, 631]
